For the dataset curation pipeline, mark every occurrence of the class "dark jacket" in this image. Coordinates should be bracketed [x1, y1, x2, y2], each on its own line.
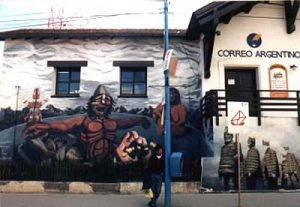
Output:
[148, 154, 164, 175]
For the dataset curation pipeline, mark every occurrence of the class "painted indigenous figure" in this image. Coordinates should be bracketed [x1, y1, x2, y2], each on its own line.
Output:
[23, 85, 151, 162]
[23, 88, 48, 123]
[262, 140, 280, 189]
[244, 137, 261, 190]
[282, 146, 299, 189]
[218, 127, 242, 191]
[153, 87, 187, 137]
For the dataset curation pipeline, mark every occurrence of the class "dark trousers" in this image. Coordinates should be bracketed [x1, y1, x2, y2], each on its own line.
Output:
[142, 169, 151, 190]
[222, 173, 235, 191]
[266, 177, 278, 190]
[246, 174, 257, 190]
[150, 174, 163, 206]
[283, 173, 298, 189]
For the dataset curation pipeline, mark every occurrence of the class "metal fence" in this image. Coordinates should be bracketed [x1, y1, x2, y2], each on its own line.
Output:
[0, 160, 145, 182]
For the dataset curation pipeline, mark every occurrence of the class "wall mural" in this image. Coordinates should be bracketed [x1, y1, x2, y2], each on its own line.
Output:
[0, 37, 212, 182]
[21, 85, 152, 164]
[202, 119, 300, 191]
[153, 87, 187, 137]
[0, 84, 207, 181]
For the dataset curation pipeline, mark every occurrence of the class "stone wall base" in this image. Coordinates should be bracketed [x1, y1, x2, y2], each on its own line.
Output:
[0, 181, 200, 194]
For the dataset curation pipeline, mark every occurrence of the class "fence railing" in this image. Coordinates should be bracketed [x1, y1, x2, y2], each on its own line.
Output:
[0, 159, 198, 182]
[200, 89, 300, 126]
[0, 160, 145, 182]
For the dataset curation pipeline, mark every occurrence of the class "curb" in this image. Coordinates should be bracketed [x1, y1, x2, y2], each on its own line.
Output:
[0, 181, 200, 194]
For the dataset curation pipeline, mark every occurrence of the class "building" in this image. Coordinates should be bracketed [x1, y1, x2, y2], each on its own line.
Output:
[0, 28, 204, 181]
[187, 1, 300, 190]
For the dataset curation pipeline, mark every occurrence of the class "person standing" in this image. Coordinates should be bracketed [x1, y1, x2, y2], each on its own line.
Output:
[147, 144, 164, 207]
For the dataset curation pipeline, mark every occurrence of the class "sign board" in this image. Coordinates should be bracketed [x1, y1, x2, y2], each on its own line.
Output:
[269, 64, 288, 98]
[164, 49, 178, 78]
[164, 49, 174, 72]
[227, 101, 249, 134]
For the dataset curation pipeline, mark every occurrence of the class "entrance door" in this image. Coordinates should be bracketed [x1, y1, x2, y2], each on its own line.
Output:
[225, 68, 257, 116]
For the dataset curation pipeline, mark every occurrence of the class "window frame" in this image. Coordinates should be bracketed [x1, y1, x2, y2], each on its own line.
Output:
[48, 60, 87, 98]
[119, 67, 148, 98]
[54, 67, 81, 97]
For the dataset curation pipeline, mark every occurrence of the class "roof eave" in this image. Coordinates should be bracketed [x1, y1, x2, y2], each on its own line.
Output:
[186, 1, 261, 40]
[0, 29, 187, 41]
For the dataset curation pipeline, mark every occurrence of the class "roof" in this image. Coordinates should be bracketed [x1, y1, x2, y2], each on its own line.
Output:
[186, 1, 260, 39]
[0, 29, 186, 40]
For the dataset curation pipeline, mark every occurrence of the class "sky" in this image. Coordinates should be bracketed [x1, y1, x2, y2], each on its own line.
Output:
[0, 0, 212, 31]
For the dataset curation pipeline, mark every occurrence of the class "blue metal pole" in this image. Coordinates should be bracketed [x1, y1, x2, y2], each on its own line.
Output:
[164, 0, 171, 207]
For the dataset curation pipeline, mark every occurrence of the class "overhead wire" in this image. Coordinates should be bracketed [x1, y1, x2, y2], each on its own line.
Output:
[0, 12, 46, 18]
[0, 11, 164, 23]
[0, 17, 49, 23]
[0, 11, 166, 31]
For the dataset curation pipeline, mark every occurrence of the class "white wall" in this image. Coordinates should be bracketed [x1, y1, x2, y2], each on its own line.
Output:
[0, 41, 3, 67]
[0, 41, 9, 113]
[200, 3, 300, 189]
[0, 41, 4, 120]
[203, 3, 300, 118]
[0, 37, 201, 111]
[0, 41, 3, 82]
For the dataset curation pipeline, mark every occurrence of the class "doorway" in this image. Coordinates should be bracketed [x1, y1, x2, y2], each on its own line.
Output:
[225, 68, 258, 116]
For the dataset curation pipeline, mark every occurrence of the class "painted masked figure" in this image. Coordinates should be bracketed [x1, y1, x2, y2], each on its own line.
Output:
[153, 87, 187, 137]
[262, 140, 279, 189]
[218, 127, 241, 191]
[282, 146, 299, 189]
[245, 137, 261, 190]
[23, 85, 151, 162]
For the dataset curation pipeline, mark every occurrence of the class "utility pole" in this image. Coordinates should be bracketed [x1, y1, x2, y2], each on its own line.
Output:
[163, 0, 171, 207]
[12, 85, 20, 161]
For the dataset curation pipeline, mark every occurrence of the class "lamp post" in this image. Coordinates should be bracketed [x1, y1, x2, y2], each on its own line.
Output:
[163, 0, 171, 207]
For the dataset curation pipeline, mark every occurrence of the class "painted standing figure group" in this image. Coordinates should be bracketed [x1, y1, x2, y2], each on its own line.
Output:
[219, 127, 300, 191]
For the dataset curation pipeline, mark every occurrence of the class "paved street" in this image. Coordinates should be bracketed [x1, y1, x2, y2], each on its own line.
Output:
[0, 192, 299, 207]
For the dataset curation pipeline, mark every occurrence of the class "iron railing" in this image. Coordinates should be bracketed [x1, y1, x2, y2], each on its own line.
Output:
[0, 159, 198, 182]
[0, 160, 144, 182]
[200, 89, 300, 126]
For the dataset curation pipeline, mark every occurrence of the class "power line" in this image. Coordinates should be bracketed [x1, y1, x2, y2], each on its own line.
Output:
[0, 12, 46, 18]
[0, 11, 165, 31]
[0, 11, 164, 23]
[0, 17, 49, 23]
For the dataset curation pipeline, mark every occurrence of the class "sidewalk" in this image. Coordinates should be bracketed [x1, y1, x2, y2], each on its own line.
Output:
[1, 192, 300, 207]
